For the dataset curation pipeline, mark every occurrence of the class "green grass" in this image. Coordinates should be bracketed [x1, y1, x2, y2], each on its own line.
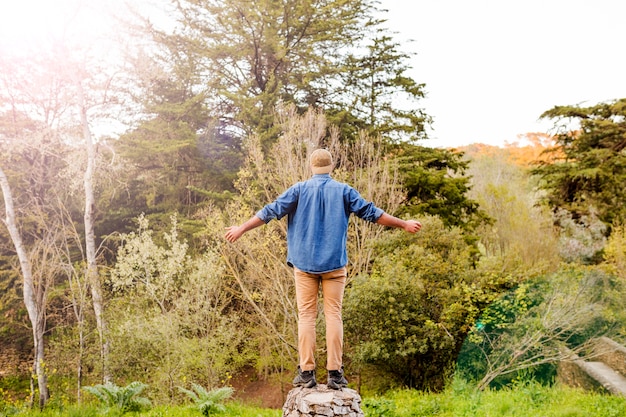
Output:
[0, 402, 281, 417]
[363, 379, 626, 417]
[3, 381, 626, 417]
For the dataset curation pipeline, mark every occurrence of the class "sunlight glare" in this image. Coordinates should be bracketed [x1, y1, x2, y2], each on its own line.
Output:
[0, 0, 124, 55]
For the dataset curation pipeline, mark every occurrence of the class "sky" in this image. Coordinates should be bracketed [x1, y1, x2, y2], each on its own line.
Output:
[0, 0, 115, 47]
[382, 0, 626, 148]
[1, 1, 625, 149]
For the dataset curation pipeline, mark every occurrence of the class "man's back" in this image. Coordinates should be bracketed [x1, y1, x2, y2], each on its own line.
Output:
[256, 174, 383, 273]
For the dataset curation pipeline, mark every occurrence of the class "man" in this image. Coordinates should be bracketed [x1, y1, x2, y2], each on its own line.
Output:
[224, 149, 421, 389]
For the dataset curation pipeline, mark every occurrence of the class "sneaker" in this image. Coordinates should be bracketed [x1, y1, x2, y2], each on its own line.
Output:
[327, 367, 348, 390]
[293, 366, 317, 388]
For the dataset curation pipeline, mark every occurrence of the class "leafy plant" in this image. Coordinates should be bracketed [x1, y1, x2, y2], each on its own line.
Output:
[344, 215, 517, 391]
[178, 384, 234, 416]
[361, 397, 396, 417]
[82, 381, 151, 413]
[460, 266, 611, 390]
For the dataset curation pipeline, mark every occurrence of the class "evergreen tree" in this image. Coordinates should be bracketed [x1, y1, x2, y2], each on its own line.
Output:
[394, 144, 490, 234]
[124, 0, 430, 194]
[532, 98, 626, 227]
[328, 31, 430, 142]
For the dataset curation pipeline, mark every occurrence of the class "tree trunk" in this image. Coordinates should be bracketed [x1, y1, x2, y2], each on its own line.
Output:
[78, 83, 110, 382]
[0, 166, 49, 407]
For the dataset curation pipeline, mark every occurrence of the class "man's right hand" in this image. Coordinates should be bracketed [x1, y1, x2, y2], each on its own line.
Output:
[223, 216, 265, 243]
[224, 225, 244, 243]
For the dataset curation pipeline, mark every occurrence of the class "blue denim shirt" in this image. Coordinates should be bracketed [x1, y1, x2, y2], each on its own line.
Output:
[256, 174, 384, 273]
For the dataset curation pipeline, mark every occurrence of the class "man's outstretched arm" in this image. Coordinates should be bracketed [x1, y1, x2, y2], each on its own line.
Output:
[224, 216, 265, 242]
[376, 213, 422, 233]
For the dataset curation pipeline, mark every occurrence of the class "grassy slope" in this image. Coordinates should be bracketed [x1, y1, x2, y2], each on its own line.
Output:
[365, 381, 626, 417]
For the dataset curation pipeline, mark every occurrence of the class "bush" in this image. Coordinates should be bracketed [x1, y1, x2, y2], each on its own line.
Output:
[106, 216, 251, 401]
[458, 265, 618, 389]
[344, 216, 517, 391]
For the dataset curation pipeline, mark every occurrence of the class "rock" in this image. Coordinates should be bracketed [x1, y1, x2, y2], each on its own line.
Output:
[282, 384, 364, 417]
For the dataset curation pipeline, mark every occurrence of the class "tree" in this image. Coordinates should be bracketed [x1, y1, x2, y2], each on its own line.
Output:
[206, 106, 406, 374]
[0, 165, 49, 407]
[156, 0, 377, 141]
[117, 0, 434, 250]
[115, 41, 223, 222]
[532, 98, 626, 227]
[123, 0, 377, 210]
[127, 0, 429, 176]
[49, 203, 93, 403]
[328, 31, 430, 142]
[0, 22, 126, 388]
[76, 77, 111, 383]
[394, 144, 490, 235]
[465, 148, 560, 271]
[108, 215, 247, 401]
[0, 52, 71, 405]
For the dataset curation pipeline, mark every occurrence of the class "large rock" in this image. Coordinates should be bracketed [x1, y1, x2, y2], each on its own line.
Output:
[593, 337, 626, 376]
[282, 385, 364, 417]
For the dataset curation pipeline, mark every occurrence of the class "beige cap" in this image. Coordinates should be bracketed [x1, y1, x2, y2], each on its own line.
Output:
[310, 149, 333, 174]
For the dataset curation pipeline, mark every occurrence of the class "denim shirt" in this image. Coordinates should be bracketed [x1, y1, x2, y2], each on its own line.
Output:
[256, 174, 384, 273]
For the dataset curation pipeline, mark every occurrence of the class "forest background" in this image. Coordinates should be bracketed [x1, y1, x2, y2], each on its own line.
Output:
[1, 0, 626, 411]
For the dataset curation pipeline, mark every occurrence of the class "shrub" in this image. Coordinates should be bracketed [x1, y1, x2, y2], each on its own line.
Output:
[458, 265, 616, 389]
[344, 216, 518, 391]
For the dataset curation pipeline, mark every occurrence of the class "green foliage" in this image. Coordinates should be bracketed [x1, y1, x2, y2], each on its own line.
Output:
[457, 279, 550, 385]
[4, 385, 626, 417]
[107, 215, 250, 401]
[178, 384, 233, 416]
[113, 107, 226, 223]
[114, 23, 229, 220]
[604, 223, 626, 278]
[141, 0, 372, 146]
[394, 144, 490, 235]
[0, 376, 30, 413]
[458, 265, 619, 389]
[327, 32, 430, 142]
[599, 224, 626, 335]
[361, 397, 396, 417]
[0, 256, 30, 369]
[135, 0, 430, 153]
[465, 150, 560, 271]
[533, 98, 626, 227]
[82, 381, 151, 413]
[110, 213, 190, 312]
[344, 216, 516, 391]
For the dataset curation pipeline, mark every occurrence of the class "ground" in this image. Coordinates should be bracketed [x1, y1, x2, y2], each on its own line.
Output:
[230, 366, 292, 409]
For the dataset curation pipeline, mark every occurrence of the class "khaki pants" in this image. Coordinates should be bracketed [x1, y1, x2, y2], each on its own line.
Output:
[294, 267, 347, 372]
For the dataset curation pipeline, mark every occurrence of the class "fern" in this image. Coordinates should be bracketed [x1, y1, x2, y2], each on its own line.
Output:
[83, 381, 151, 413]
[178, 383, 234, 416]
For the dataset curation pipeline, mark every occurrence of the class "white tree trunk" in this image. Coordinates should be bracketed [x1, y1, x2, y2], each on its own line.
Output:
[78, 83, 110, 382]
[0, 166, 49, 407]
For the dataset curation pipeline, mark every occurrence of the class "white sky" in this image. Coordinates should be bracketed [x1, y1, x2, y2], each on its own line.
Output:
[2, 1, 624, 149]
[0, 0, 115, 48]
[383, 0, 626, 148]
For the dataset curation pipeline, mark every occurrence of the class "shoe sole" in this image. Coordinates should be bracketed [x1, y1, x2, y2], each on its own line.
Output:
[327, 380, 347, 390]
[293, 380, 317, 388]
